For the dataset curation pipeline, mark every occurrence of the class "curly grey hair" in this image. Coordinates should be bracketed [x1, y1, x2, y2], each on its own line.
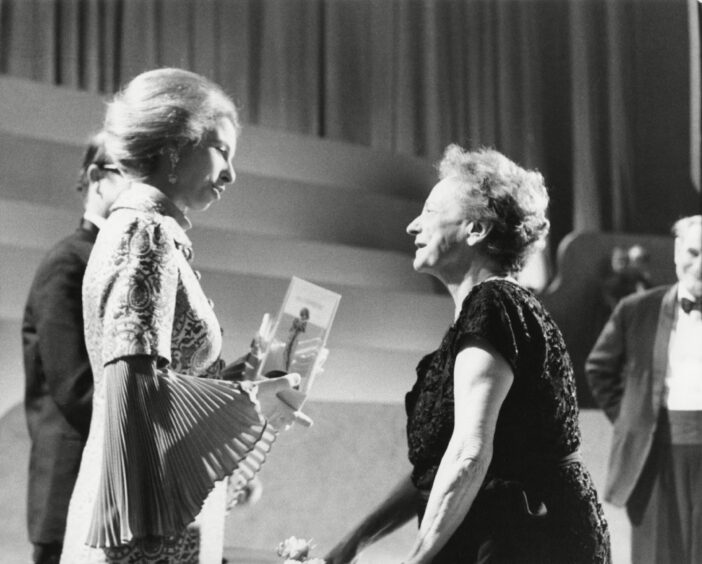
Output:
[438, 145, 550, 274]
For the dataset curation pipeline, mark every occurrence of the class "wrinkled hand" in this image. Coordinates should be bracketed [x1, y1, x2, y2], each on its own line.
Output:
[255, 373, 313, 430]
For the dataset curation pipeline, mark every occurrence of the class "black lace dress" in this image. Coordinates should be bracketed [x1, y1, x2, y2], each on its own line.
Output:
[405, 280, 611, 564]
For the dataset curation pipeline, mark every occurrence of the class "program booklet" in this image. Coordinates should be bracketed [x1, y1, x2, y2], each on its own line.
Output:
[256, 277, 341, 403]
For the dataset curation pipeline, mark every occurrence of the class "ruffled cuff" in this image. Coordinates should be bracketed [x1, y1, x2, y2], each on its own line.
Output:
[87, 358, 276, 547]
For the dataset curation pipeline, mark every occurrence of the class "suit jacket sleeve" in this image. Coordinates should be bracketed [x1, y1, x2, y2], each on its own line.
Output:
[586, 301, 627, 423]
[35, 250, 93, 434]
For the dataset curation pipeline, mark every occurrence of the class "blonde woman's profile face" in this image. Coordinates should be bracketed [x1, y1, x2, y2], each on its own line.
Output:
[169, 116, 238, 212]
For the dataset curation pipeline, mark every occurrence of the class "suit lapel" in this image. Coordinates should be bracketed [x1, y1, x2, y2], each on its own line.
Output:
[651, 284, 678, 410]
[79, 218, 99, 237]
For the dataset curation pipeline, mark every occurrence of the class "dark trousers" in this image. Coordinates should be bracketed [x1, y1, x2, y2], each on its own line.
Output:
[33, 542, 62, 564]
[630, 443, 702, 564]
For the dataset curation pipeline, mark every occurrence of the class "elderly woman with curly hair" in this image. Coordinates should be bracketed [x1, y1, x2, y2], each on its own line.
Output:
[325, 146, 611, 564]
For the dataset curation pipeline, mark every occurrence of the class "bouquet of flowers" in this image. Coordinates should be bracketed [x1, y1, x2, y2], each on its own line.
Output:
[276, 536, 326, 564]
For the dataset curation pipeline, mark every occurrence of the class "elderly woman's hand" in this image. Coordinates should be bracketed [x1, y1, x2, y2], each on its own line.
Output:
[254, 373, 313, 429]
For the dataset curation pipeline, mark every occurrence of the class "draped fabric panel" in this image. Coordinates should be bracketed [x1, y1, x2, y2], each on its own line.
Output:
[0, 0, 697, 241]
[689, 0, 701, 195]
[570, 1, 608, 233]
[570, 0, 698, 233]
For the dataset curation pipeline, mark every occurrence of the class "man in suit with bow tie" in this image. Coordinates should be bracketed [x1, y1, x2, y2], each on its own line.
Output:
[586, 214, 702, 564]
[22, 134, 129, 564]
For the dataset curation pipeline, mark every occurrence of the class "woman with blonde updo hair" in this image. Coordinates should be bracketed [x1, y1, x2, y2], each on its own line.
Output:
[103, 68, 240, 181]
[60, 68, 310, 564]
[326, 145, 611, 563]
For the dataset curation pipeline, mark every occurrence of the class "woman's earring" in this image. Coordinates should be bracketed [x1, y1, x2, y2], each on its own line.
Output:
[168, 148, 179, 184]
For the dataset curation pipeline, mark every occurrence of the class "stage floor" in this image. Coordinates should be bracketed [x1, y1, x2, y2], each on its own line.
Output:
[0, 404, 630, 563]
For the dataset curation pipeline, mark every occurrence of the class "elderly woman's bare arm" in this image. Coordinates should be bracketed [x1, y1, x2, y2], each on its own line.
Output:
[402, 337, 514, 564]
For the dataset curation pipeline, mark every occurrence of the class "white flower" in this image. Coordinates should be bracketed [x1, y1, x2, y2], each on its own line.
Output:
[277, 536, 313, 560]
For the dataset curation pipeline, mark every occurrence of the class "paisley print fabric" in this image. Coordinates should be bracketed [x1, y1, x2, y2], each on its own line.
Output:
[61, 185, 269, 564]
[89, 190, 221, 374]
[99, 218, 179, 366]
[405, 279, 611, 563]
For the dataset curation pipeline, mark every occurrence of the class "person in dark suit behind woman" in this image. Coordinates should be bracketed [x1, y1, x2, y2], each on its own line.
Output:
[21, 134, 130, 564]
[586, 215, 702, 564]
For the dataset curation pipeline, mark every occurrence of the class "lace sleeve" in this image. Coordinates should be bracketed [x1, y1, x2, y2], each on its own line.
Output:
[452, 283, 522, 374]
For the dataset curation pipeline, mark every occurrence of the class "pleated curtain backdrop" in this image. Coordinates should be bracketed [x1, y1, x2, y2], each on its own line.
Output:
[0, 0, 698, 243]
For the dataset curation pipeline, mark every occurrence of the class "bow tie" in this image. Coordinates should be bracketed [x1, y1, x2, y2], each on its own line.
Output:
[681, 298, 702, 314]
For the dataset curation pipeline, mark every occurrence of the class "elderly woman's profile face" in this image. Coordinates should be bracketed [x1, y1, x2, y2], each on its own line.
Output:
[168, 116, 238, 212]
[406, 177, 472, 275]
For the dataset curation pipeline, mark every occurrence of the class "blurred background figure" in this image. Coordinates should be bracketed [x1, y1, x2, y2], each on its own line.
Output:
[601, 246, 634, 313]
[22, 134, 130, 564]
[586, 215, 702, 564]
[515, 235, 552, 294]
[627, 244, 652, 292]
[601, 244, 653, 314]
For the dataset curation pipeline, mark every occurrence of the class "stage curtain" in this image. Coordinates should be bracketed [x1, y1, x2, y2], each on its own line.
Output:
[568, 0, 698, 234]
[0, 0, 696, 241]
